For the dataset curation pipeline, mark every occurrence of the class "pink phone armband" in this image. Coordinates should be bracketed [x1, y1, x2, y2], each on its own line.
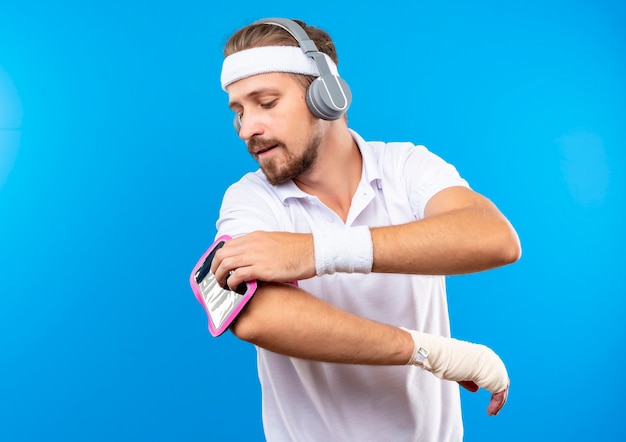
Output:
[189, 235, 257, 337]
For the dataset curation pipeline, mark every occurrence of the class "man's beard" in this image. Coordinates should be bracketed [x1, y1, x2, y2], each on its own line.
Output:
[250, 133, 321, 186]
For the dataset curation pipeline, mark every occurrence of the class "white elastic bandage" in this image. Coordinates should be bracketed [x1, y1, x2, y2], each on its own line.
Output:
[313, 226, 373, 275]
[220, 46, 339, 90]
[401, 328, 509, 393]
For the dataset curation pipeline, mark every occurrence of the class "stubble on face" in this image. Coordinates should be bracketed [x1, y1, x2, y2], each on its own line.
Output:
[249, 132, 322, 186]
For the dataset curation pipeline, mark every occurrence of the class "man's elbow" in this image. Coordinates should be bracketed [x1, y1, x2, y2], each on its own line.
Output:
[228, 285, 281, 344]
[498, 226, 522, 266]
[229, 307, 262, 343]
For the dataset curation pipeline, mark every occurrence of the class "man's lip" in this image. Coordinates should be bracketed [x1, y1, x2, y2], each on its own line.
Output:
[254, 145, 277, 154]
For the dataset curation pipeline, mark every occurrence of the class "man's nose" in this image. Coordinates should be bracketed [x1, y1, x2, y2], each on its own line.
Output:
[237, 112, 264, 140]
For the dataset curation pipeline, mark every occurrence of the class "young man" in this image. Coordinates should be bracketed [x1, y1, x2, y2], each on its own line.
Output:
[206, 17, 521, 441]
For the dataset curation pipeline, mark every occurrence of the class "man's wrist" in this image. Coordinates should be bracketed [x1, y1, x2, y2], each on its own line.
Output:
[313, 226, 373, 275]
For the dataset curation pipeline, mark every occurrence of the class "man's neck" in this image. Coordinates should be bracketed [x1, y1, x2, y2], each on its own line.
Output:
[293, 124, 362, 223]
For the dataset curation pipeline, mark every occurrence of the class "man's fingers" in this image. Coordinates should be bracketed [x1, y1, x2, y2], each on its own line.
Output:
[457, 379, 509, 416]
[486, 387, 509, 416]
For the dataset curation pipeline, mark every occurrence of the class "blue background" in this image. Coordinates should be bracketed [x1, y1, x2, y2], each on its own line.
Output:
[1, 1, 624, 441]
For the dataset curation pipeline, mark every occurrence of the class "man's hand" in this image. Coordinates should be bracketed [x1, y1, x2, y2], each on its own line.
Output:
[404, 328, 510, 416]
[210, 231, 316, 289]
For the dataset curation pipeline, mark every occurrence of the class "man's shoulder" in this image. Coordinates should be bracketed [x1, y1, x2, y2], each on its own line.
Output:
[354, 133, 435, 180]
[351, 129, 429, 160]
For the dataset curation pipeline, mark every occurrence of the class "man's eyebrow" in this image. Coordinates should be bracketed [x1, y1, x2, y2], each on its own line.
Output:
[228, 88, 279, 110]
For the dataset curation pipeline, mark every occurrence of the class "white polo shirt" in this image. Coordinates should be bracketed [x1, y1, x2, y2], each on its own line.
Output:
[216, 130, 469, 441]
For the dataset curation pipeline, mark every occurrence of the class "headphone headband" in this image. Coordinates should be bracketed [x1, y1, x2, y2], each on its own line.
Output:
[253, 18, 318, 53]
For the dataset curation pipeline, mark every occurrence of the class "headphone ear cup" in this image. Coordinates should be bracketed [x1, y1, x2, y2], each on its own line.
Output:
[306, 75, 352, 120]
[233, 114, 242, 134]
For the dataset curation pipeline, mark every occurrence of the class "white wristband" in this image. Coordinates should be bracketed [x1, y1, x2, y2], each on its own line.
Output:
[401, 328, 509, 394]
[313, 226, 373, 275]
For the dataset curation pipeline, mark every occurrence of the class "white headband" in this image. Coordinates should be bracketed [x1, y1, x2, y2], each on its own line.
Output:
[220, 45, 339, 90]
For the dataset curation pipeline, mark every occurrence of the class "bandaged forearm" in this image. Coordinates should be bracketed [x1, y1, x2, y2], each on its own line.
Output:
[313, 226, 373, 275]
[402, 328, 509, 393]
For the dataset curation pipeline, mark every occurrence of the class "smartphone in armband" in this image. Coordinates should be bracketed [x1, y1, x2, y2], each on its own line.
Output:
[189, 235, 257, 337]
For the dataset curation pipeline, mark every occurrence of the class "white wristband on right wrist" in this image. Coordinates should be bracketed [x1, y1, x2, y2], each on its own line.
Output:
[401, 327, 509, 394]
[313, 226, 373, 275]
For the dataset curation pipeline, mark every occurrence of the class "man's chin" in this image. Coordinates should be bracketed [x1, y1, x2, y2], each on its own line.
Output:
[264, 174, 290, 186]
[260, 167, 286, 186]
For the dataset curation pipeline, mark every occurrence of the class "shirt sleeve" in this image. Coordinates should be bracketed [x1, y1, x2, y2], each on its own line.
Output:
[215, 172, 287, 240]
[402, 144, 470, 220]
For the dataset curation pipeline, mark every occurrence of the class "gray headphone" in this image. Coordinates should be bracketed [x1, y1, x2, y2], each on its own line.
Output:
[233, 17, 352, 134]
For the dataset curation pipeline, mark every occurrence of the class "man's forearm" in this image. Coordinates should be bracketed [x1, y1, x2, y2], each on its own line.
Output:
[371, 203, 521, 276]
[230, 282, 412, 365]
